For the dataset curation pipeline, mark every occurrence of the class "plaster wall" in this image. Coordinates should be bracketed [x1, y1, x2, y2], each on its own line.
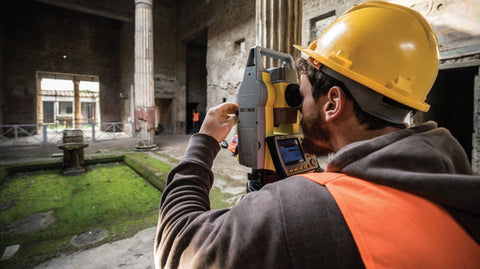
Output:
[391, 0, 480, 60]
[2, 1, 123, 124]
[302, 0, 359, 46]
[36, 0, 133, 21]
[0, 15, 3, 127]
[303, 0, 480, 59]
[175, 0, 256, 134]
[154, 0, 177, 79]
[175, 0, 209, 134]
[119, 21, 135, 132]
[153, 0, 177, 133]
[204, 0, 256, 110]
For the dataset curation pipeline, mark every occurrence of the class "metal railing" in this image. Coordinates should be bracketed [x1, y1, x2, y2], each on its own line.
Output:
[0, 122, 135, 147]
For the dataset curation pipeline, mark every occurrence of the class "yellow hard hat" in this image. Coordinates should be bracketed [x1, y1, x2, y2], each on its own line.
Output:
[294, 0, 439, 112]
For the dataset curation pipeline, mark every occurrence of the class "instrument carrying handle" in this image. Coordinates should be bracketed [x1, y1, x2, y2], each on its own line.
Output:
[245, 46, 295, 71]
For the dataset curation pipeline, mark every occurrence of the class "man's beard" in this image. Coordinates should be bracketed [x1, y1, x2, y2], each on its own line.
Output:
[300, 109, 333, 156]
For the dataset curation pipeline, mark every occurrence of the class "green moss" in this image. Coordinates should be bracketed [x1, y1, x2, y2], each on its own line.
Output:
[107, 212, 158, 240]
[0, 163, 161, 269]
[1, 160, 63, 175]
[124, 153, 172, 191]
[151, 152, 180, 167]
[85, 154, 124, 164]
[0, 167, 7, 185]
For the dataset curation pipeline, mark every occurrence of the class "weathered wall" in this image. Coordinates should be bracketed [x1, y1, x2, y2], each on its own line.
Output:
[391, 0, 480, 61]
[119, 21, 135, 129]
[175, 0, 207, 134]
[175, 0, 256, 134]
[205, 0, 256, 110]
[303, 0, 480, 60]
[154, 0, 177, 79]
[302, 0, 360, 47]
[473, 70, 480, 172]
[153, 0, 177, 133]
[35, 0, 134, 22]
[2, 1, 123, 124]
[0, 13, 3, 127]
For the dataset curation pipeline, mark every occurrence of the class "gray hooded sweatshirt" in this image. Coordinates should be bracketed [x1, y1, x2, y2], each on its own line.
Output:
[155, 121, 480, 269]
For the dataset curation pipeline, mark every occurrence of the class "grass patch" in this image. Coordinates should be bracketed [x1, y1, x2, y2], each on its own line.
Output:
[0, 162, 162, 269]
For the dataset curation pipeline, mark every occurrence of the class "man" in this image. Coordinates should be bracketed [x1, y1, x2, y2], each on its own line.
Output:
[155, 1, 480, 268]
[192, 109, 200, 133]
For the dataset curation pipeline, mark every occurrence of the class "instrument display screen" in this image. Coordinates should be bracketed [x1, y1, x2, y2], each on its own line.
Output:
[277, 138, 305, 165]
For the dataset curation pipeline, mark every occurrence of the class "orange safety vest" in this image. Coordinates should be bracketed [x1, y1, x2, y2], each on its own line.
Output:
[302, 172, 480, 269]
[193, 112, 199, 122]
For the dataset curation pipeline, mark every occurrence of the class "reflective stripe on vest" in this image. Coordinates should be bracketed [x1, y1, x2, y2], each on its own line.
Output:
[302, 172, 480, 269]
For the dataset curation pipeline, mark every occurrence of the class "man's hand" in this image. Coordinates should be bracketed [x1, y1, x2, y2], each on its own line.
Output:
[200, 103, 239, 143]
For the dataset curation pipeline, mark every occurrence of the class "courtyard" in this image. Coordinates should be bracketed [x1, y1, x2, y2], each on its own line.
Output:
[0, 134, 251, 268]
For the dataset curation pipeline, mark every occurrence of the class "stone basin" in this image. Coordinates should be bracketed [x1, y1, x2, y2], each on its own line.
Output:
[58, 129, 89, 175]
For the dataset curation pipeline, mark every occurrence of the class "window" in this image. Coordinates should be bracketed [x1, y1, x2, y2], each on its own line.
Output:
[81, 102, 96, 123]
[310, 11, 336, 42]
[38, 72, 100, 126]
[235, 38, 246, 55]
[59, 102, 73, 115]
[43, 101, 54, 123]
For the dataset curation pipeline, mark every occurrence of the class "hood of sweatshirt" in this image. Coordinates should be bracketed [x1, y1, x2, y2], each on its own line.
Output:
[325, 121, 480, 241]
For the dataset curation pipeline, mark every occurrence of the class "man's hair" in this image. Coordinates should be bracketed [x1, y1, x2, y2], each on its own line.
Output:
[296, 57, 407, 130]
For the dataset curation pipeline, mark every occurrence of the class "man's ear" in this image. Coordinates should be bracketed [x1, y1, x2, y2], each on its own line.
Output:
[324, 86, 346, 122]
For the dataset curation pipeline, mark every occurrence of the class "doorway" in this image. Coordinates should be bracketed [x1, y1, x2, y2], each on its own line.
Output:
[186, 29, 207, 134]
[37, 72, 100, 127]
[155, 98, 174, 134]
[420, 66, 478, 162]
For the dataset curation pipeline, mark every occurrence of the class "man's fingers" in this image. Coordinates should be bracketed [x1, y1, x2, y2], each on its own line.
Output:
[219, 102, 239, 115]
[199, 102, 239, 143]
[225, 114, 238, 128]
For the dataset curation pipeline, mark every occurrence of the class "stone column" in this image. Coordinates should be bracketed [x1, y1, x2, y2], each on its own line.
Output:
[134, 0, 157, 150]
[95, 97, 100, 122]
[54, 101, 59, 121]
[74, 79, 81, 129]
[36, 75, 43, 130]
[256, 0, 302, 68]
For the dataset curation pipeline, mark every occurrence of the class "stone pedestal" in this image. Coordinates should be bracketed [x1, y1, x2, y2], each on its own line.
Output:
[58, 129, 88, 175]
